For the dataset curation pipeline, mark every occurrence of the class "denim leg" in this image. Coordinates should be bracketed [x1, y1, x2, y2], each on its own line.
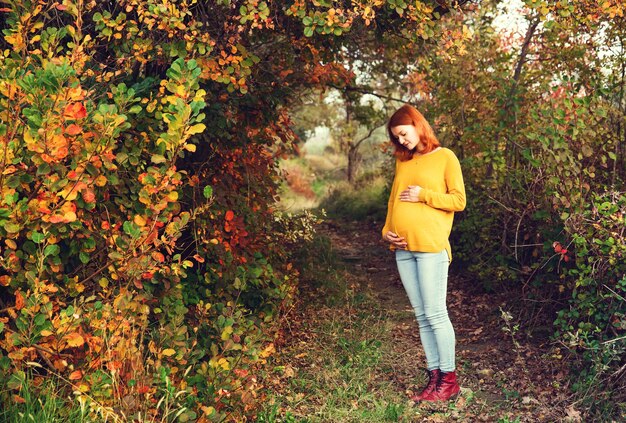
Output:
[395, 250, 456, 372]
[395, 250, 440, 370]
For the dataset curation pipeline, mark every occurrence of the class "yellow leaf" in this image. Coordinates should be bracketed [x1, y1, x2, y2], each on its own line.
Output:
[40, 330, 53, 336]
[134, 215, 147, 227]
[221, 326, 233, 341]
[166, 191, 179, 202]
[201, 406, 216, 416]
[65, 333, 85, 347]
[63, 211, 78, 222]
[187, 123, 206, 135]
[162, 348, 176, 357]
[218, 358, 230, 370]
[184, 143, 197, 152]
[259, 343, 275, 358]
[5, 239, 17, 249]
[95, 175, 108, 187]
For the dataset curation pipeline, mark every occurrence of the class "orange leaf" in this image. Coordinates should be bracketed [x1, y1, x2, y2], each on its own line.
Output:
[225, 210, 234, 221]
[65, 333, 85, 348]
[152, 252, 165, 263]
[0, 276, 10, 287]
[68, 370, 83, 380]
[14, 291, 25, 310]
[48, 214, 66, 224]
[81, 188, 96, 204]
[65, 124, 83, 135]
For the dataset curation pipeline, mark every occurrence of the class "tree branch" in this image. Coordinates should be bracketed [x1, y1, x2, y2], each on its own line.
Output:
[508, 16, 541, 103]
[353, 122, 386, 150]
[328, 83, 414, 105]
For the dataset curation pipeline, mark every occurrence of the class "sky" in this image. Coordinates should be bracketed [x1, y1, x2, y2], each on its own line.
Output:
[492, 0, 529, 36]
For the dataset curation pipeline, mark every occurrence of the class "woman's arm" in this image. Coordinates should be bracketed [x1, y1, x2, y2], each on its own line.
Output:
[382, 160, 398, 237]
[418, 152, 466, 212]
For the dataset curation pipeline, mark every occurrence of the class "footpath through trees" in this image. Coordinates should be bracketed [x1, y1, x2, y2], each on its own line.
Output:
[263, 220, 580, 422]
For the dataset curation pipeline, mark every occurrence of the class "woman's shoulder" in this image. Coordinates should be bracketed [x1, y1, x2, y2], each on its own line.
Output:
[440, 147, 460, 160]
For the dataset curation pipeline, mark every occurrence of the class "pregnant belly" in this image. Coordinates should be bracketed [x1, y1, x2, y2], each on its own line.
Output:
[390, 202, 449, 240]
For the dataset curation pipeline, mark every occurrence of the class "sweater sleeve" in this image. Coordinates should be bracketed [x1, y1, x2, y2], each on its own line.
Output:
[418, 151, 466, 212]
[381, 160, 398, 237]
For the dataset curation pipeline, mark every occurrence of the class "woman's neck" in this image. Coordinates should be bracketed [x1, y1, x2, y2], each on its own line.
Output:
[415, 146, 442, 157]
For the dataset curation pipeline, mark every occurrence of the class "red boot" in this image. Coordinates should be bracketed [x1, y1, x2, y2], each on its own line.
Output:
[423, 370, 460, 402]
[410, 369, 440, 401]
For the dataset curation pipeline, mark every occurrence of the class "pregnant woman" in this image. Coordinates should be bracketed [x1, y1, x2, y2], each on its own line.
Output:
[381, 104, 466, 402]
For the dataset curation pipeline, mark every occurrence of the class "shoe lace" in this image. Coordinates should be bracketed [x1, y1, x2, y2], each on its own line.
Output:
[434, 372, 448, 392]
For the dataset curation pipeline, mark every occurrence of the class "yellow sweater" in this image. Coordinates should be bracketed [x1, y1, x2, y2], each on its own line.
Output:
[381, 148, 466, 261]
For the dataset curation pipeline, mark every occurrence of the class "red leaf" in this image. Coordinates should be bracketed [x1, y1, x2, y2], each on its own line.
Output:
[64, 103, 87, 120]
[225, 210, 234, 221]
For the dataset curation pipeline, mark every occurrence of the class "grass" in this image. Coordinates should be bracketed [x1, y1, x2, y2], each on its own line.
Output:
[259, 235, 428, 422]
[0, 371, 90, 423]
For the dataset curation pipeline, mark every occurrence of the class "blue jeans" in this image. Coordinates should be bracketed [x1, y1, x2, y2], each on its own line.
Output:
[395, 249, 456, 372]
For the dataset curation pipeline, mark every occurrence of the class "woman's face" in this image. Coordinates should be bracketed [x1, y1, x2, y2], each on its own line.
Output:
[391, 124, 422, 152]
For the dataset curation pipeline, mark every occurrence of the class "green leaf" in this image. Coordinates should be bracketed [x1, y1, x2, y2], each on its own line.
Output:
[44, 244, 60, 257]
[122, 221, 141, 238]
[34, 314, 46, 326]
[203, 185, 213, 199]
[3, 222, 20, 234]
[151, 154, 167, 164]
[31, 231, 45, 243]
[37, 163, 51, 176]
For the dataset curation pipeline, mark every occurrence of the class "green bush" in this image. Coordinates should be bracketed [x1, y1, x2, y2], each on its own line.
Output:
[320, 177, 389, 222]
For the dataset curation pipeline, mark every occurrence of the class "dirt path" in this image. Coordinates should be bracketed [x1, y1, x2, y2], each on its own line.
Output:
[262, 220, 579, 422]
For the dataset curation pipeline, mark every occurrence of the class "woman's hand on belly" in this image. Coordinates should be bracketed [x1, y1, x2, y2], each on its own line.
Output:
[399, 185, 422, 202]
[383, 231, 408, 249]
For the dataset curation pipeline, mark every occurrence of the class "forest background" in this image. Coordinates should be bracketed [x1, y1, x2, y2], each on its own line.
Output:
[0, 0, 624, 422]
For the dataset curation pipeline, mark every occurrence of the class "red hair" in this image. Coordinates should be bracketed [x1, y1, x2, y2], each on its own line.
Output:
[387, 105, 440, 161]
